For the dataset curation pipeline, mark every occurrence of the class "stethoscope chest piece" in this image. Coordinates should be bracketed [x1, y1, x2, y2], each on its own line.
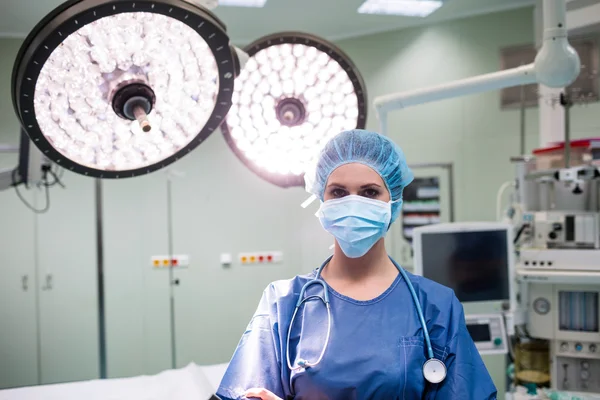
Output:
[423, 358, 446, 384]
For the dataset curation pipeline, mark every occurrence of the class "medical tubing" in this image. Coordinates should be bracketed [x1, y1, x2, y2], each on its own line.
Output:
[313, 303, 332, 368]
[286, 293, 332, 372]
[393, 261, 435, 360]
[286, 306, 302, 371]
[496, 181, 515, 221]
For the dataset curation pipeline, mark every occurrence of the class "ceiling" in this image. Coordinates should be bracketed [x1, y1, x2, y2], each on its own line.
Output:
[0, 0, 534, 45]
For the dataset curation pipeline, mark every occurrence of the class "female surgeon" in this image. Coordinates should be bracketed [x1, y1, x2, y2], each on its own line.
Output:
[216, 130, 497, 400]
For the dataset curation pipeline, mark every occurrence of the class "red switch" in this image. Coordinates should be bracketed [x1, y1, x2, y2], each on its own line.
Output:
[259, 255, 265, 262]
[267, 255, 273, 262]
[172, 259, 178, 266]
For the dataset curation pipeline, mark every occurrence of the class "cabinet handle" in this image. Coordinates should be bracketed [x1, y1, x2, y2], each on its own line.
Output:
[22, 275, 29, 291]
[42, 274, 53, 291]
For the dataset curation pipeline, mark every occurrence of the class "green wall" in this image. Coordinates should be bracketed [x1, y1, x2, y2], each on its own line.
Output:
[1, 4, 599, 391]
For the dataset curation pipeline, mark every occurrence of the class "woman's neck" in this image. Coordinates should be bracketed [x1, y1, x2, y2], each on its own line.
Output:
[322, 239, 397, 283]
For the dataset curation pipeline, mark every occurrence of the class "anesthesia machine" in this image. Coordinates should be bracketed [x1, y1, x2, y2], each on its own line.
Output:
[510, 138, 600, 397]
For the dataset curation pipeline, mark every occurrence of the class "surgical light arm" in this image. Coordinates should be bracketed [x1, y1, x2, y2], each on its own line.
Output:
[0, 144, 19, 191]
[0, 169, 14, 191]
[374, 0, 581, 115]
[1, 130, 50, 191]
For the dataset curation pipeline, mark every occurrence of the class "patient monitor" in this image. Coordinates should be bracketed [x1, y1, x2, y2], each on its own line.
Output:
[465, 314, 509, 355]
[412, 222, 516, 311]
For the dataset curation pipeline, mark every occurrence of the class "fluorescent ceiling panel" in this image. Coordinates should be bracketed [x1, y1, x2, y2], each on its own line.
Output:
[218, 0, 267, 7]
[358, 0, 444, 17]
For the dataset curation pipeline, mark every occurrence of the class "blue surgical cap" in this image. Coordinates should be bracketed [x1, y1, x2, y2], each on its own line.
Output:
[305, 129, 414, 223]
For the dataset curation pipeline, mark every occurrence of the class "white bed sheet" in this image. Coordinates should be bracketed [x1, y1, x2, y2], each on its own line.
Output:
[0, 362, 229, 400]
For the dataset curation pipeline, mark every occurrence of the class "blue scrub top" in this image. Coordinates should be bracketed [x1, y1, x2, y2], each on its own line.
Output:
[217, 268, 497, 400]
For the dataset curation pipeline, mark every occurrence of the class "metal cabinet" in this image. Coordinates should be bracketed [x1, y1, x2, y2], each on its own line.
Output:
[0, 189, 38, 389]
[102, 174, 173, 379]
[0, 173, 99, 389]
[36, 173, 99, 385]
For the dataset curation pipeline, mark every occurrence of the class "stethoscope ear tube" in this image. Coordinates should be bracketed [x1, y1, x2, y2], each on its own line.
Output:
[287, 279, 332, 372]
[295, 278, 330, 307]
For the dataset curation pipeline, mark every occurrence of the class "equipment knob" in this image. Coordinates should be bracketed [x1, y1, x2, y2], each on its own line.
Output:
[560, 342, 569, 351]
[548, 231, 558, 240]
[581, 361, 590, 369]
[590, 344, 597, 353]
[494, 338, 502, 346]
[581, 370, 590, 380]
[575, 343, 583, 352]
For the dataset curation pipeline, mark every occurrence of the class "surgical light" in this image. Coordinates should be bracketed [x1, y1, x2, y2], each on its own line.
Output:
[358, 0, 443, 17]
[220, 32, 367, 188]
[12, 0, 243, 178]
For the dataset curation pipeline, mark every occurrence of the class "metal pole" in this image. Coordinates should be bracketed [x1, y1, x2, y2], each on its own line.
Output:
[520, 85, 526, 155]
[447, 163, 455, 222]
[167, 178, 177, 369]
[95, 179, 107, 379]
[560, 92, 571, 168]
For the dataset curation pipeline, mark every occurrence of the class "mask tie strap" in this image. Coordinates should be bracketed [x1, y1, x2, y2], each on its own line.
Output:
[301, 194, 317, 208]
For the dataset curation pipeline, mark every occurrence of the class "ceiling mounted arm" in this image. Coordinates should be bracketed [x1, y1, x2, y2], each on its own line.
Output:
[374, 0, 581, 114]
[374, 64, 537, 114]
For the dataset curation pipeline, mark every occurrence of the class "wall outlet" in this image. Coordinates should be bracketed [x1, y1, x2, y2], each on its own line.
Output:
[238, 251, 283, 265]
[151, 255, 190, 268]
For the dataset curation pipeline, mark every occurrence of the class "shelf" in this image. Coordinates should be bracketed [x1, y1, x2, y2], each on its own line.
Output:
[516, 269, 600, 285]
[416, 187, 440, 199]
[402, 176, 442, 248]
[403, 217, 440, 223]
[403, 205, 440, 212]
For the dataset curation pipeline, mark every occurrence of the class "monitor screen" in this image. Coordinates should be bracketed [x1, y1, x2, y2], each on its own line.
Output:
[466, 324, 491, 342]
[420, 229, 510, 303]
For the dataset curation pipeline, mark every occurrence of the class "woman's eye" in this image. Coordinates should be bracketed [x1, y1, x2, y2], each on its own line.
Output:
[363, 189, 380, 198]
[331, 188, 347, 198]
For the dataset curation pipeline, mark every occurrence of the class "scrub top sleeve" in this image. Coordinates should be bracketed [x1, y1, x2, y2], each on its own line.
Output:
[217, 285, 285, 400]
[431, 297, 498, 400]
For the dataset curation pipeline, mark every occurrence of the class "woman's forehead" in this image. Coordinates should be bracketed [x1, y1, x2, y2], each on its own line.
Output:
[327, 163, 384, 186]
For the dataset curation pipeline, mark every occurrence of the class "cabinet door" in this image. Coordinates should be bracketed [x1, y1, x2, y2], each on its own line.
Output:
[0, 188, 39, 389]
[103, 174, 173, 379]
[390, 165, 454, 270]
[36, 172, 99, 384]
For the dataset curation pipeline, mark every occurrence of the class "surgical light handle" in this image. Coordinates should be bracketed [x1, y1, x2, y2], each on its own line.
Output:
[374, 0, 580, 114]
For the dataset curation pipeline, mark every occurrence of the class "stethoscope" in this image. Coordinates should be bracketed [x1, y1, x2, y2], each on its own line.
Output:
[285, 256, 447, 385]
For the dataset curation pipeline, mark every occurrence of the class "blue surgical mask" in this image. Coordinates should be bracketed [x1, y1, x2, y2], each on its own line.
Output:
[316, 195, 393, 258]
